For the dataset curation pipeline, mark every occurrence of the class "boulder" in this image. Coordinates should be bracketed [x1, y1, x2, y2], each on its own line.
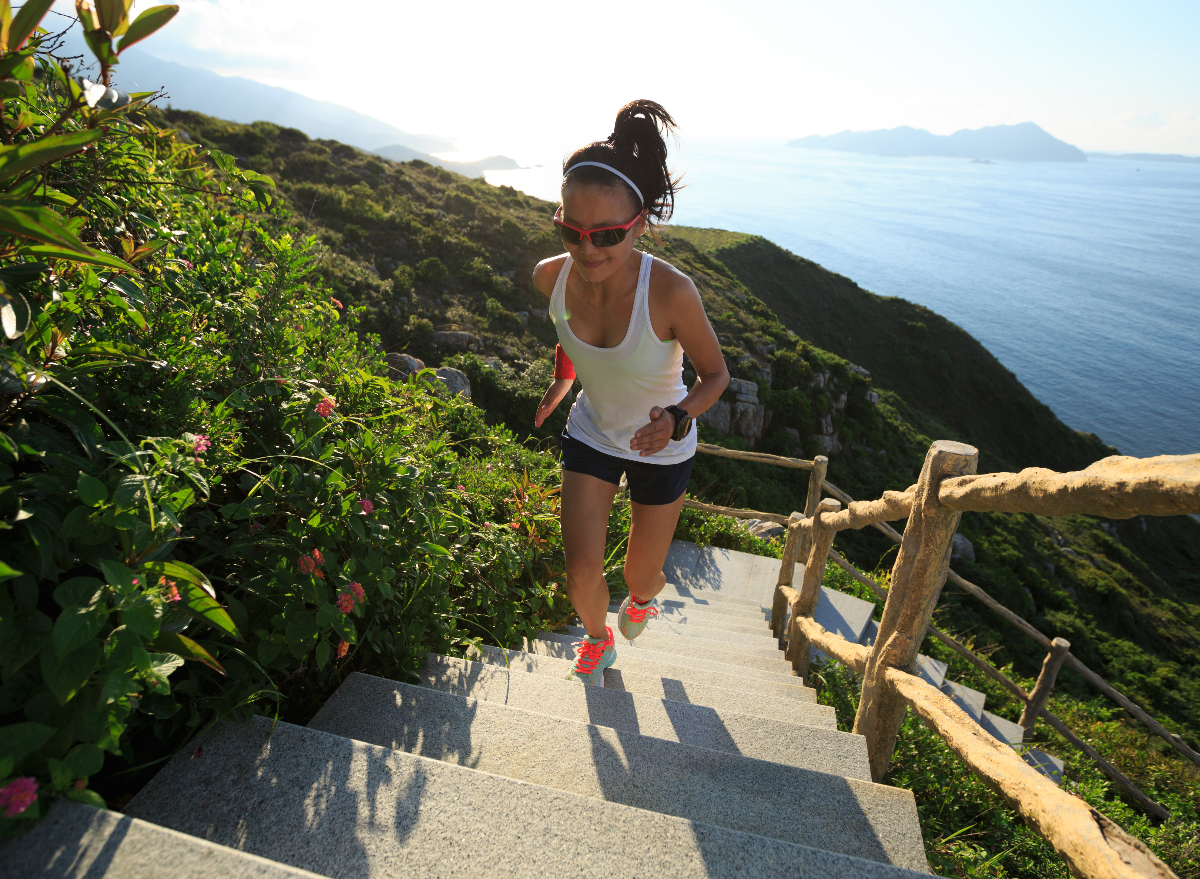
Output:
[431, 330, 480, 351]
[850, 364, 871, 379]
[809, 369, 831, 390]
[697, 400, 730, 434]
[812, 434, 842, 455]
[726, 377, 759, 402]
[516, 311, 529, 325]
[951, 533, 975, 563]
[434, 367, 472, 399]
[529, 308, 549, 323]
[817, 414, 834, 436]
[732, 402, 765, 439]
[385, 353, 425, 378]
[834, 392, 848, 411]
[751, 520, 785, 540]
[865, 391, 880, 405]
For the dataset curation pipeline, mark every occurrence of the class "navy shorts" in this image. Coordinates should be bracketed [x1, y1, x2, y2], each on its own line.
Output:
[561, 431, 693, 506]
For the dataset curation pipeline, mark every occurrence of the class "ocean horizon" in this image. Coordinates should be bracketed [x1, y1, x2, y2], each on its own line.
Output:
[487, 140, 1200, 461]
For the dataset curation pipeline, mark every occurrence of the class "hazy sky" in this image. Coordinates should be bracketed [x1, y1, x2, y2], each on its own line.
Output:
[87, 0, 1200, 159]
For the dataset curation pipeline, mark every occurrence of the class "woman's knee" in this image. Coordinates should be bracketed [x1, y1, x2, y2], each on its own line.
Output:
[623, 560, 663, 596]
[565, 561, 605, 591]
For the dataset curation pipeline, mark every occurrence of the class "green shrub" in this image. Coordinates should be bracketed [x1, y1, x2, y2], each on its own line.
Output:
[416, 256, 449, 288]
[392, 264, 415, 295]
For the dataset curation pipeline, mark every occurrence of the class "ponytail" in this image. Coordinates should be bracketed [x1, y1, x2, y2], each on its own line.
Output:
[562, 99, 681, 227]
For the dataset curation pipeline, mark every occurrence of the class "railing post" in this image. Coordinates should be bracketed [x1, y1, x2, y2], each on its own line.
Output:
[1019, 637, 1071, 740]
[800, 455, 828, 557]
[785, 498, 841, 680]
[771, 511, 806, 642]
[853, 440, 978, 782]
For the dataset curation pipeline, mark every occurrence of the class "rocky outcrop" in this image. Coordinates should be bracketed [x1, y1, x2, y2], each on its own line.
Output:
[697, 400, 731, 433]
[434, 367, 472, 399]
[432, 331, 480, 351]
[951, 533, 975, 563]
[386, 353, 425, 378]
[732, 401, 766, 438]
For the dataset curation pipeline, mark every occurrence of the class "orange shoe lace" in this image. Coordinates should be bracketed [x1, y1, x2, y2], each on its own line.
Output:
[572, 627, 612, 674]
[624, 600, 658, 624]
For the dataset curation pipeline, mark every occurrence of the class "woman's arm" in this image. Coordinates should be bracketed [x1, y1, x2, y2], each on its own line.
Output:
[630, 272, 730, 456]
[532, 254, 568, 300]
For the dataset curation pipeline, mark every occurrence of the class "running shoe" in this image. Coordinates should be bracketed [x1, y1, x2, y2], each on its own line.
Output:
[617, 594, 658, 641]
[566, 626, 616, 686]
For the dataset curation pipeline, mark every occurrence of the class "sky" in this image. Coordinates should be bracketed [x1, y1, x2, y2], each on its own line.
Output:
[66, 0, 1200, 161]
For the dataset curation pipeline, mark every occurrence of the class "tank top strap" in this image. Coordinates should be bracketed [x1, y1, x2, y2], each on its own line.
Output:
[549, 254, 573, 320]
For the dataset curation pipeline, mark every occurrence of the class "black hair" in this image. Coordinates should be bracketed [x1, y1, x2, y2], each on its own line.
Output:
[562, 99, 681, 227]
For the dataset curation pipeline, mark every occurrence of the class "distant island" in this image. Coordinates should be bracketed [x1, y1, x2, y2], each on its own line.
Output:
[371, 144, 520, 177]
[1089, 152, 1200, 165]
[788, 122, 1086, 162]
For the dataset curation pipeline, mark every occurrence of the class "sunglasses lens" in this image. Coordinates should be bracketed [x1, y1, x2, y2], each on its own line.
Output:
[592, 228, 627, 248]
[555, 222, 583, 246]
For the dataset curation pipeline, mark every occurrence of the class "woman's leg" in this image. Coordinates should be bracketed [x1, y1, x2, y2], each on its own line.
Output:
[561, 469, 620, 639]
[623, 491, 687, 603]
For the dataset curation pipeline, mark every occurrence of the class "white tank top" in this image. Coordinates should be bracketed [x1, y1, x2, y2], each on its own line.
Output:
[550, 251, 696, 464]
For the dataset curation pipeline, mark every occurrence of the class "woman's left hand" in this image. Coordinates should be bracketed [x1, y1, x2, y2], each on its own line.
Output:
[631, 407, 675, 456]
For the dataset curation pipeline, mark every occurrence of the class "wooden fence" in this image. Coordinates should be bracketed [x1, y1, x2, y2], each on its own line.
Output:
[686, 440, 1200, 879]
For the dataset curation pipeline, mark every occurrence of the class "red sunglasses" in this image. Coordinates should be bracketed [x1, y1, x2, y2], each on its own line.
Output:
[553, 206, 644, 248]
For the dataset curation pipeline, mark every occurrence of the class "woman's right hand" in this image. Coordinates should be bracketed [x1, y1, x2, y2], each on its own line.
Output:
[534, 377, 573, 427]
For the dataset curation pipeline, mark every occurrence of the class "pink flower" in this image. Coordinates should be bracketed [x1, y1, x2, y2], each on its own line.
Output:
[0, 777, 38, 818]
[181, 259, 194, 270]
[250, 521, 263, 534]
[131, 578, 140, 586]
[348, 581, 364, 602]
[193, 434, 211, 454]
[457, 485, 465, 492]
[311, 548, 324, 565]
[331, 297, 343, 309]
[510, 522, 519, 530]
[298, 555, 316, 574]
[74, 779, 86, 791]
[336, 593, 355, 614]
[167, 585, 181, 602]
[336, 640, 349, 659]
[315, 397, 336, 417]
[358, 498, 374, 515]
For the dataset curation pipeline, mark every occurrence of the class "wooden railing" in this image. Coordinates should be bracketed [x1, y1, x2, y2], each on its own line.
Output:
[690, 440, 1200, 879]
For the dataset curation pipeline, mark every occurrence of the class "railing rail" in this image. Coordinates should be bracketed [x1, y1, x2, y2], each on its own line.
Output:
[691, 440, 1200, 878]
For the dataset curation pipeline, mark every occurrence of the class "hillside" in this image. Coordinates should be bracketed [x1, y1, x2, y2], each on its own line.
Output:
[788, 122, 1087, 162]
[153, 108, 1200, 750]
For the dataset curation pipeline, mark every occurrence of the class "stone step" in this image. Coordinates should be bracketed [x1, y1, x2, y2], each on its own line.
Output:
[982, 710, 1025, 745]
[527, 634, 808, 688]
[1, 799, 324, 879]
[485, 642, 815, 702]
[659, 594, 774, 620]
[619, 604, 777, 638]
[467, 645, 827, 724]
[545, 628, 793, 673]
[309, 673, 928, 872]
[598, 611, 784, 651]
[127, 717, 928, 879]
[914, 654, 948, 689]
[940, 679, 987, 721]
[419, 655, 868, 777]
[1024, 748, 1065, 784]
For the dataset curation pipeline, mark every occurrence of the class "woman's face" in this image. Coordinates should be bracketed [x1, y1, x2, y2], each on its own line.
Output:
[559, 182, 644, 284]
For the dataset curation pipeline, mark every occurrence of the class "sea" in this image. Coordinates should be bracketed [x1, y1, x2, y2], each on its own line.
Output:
[486, 140, 1200, 460]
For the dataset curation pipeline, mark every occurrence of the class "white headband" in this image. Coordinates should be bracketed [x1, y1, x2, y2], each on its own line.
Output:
[564, 161, 644, 206]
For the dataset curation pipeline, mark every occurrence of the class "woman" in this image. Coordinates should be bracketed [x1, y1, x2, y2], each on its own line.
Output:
[531, 100, 729, 685]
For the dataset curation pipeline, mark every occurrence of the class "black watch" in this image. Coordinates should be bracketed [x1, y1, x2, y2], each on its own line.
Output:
[664, 405, 692, 441]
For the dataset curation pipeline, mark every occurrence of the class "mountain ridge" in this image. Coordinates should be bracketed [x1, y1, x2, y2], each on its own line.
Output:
[789, 122, 1086, 162]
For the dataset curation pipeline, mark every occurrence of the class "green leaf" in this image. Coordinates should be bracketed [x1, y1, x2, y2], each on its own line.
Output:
[77, 473, 108, 506]
[0, 200, 90, 251]
[0, 285, 30, 339]
[120, 601, 159, 640]
[64, 742, 104, 778]
[20, 244, 137, 274]
[0, 722, 55, 764]
[0, 129, 102, 181]
[0, 559, 22, 582]
[40, 640, 101, 704]
[116, 5, 178, 53]
[65, 787, 107, 810]
[150, 631, 224, 674]
[418, 542, 450, 556]
[143, 560, 214, 598]
[99, 558, 138, 595]
[99, 668, 137, 705]
[38, 397, 105, 462]
[8, 0, 53, 49]
[53, 601, 107, 657]
[314, 639, 330, 669]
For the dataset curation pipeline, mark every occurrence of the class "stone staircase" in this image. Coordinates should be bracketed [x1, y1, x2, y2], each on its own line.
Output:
[10, 539, 967, 878]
